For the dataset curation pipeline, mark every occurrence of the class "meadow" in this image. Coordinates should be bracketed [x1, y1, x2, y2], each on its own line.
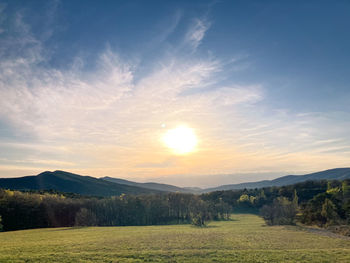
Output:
[0, 214, 350, 263]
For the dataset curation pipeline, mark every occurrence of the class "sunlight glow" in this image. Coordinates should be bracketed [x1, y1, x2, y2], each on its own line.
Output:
[162, 126, 198, 155]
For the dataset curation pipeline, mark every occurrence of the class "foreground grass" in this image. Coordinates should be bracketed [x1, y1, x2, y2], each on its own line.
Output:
[1, 214, 350, 262]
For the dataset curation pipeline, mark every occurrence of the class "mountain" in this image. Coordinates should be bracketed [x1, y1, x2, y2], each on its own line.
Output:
[0, 170, 161, 196]
[102, 176, 195, 193]
[203, 168, 350, 192]
[104, 168, 350, 193]
[2, 168, 350, 196]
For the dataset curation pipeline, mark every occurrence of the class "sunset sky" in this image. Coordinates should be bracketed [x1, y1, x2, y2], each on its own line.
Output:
[0, 0, 349, 187]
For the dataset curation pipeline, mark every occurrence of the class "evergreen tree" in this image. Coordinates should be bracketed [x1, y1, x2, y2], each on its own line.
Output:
[293, 189, 299, 208]
[321, 198, 338, 225]
[342, 181, 350, 199]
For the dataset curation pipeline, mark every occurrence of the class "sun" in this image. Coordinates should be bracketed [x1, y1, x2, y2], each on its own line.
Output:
[162, 125, 198, 155]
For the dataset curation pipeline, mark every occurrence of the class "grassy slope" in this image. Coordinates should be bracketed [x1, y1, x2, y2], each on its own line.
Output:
[0, 214, 350, 262]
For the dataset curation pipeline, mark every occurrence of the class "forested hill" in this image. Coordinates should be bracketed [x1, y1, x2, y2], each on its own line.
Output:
[2, 168, 350, 196]
[204, 168, 350, 192]
[0, 171, 160, 196]
[102, 177, 194, 193]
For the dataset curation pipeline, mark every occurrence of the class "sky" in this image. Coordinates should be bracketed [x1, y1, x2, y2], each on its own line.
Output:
[0, 0, 349, 187]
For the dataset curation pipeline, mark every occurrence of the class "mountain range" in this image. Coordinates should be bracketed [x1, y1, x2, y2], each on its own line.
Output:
[102, 176, 194, 193]
[0, 170, 159, 197]
[203, 168, 350, 192]
[0, 168, 350, 196]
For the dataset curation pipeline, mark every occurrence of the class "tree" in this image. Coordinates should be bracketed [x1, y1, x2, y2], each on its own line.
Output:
[293, 189, 299, 207]
[342, 181, 350, 199]
[75, 208, 97, 226]
[237, 194, 253, 208]
[238, 194, 249, 203]
[327, 181, 332, 191]
[343, 200, 350, 224]
[215, 198, 232, 220]
[321, 198, 338, 225]
[260, 197, 297, 225]
[0, 215, 3, 231]
[189, 197, 210, 227]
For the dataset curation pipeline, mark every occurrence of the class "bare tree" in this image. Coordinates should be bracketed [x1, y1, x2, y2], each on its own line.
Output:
[75, 208, 97, 226]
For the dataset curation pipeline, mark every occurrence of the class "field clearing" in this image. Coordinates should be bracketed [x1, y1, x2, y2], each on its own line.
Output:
[1, 214, 350, 262]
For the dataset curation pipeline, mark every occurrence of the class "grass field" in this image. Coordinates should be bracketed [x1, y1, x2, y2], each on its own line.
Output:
[1, 214, 350, 262]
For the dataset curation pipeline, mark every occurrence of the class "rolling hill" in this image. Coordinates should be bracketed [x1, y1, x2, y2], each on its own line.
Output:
[1, 168, 350, 196]
[102, 176, 195, 193]
[204, 168, 350, 192]
[0, 170, 160, 196]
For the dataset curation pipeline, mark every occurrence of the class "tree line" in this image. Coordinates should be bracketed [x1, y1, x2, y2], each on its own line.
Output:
[203, 179, 350, 229]
[1, 179, 349, 232]
[0, 189, 231, 231]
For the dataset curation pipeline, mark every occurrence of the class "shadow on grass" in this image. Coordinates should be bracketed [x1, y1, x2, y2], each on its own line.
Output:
[226, 218, 238, 222]
[190, 225, 219, 229]
[51, 226, 87, 231]
[232, 207, 260, 214]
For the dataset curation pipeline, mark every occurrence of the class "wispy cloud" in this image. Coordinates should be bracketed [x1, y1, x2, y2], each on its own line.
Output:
[0, 11, 262, 176]
[185, 18, 211, 50]
[0, 7, 349, 182]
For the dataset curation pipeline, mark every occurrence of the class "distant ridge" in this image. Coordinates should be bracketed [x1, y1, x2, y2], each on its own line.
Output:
[203, 168, 350, 192]
[102, 176, 195, 193]
[1, 168, 350, 195]
[0, 170, 160, 196]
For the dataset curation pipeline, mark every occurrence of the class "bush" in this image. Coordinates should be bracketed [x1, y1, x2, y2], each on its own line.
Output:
[75, 208, 97, 226]
[260, 197, 297, 225]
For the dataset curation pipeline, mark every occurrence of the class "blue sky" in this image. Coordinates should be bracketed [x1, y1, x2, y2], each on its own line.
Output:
[0, 0, 349, 187]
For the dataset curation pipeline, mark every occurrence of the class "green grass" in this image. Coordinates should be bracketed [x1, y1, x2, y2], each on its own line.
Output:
[1, 214, 350, 262]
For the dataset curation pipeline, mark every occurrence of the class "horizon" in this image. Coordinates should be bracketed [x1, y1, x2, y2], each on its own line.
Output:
[2, 167, 350, 189]
[1, 0, 350, 186]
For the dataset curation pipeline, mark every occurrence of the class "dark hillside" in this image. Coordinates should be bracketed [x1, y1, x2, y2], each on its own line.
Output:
[0, 170, 160, 196]
[102, 176, 195, 193]
[204, 168, 350, 192]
